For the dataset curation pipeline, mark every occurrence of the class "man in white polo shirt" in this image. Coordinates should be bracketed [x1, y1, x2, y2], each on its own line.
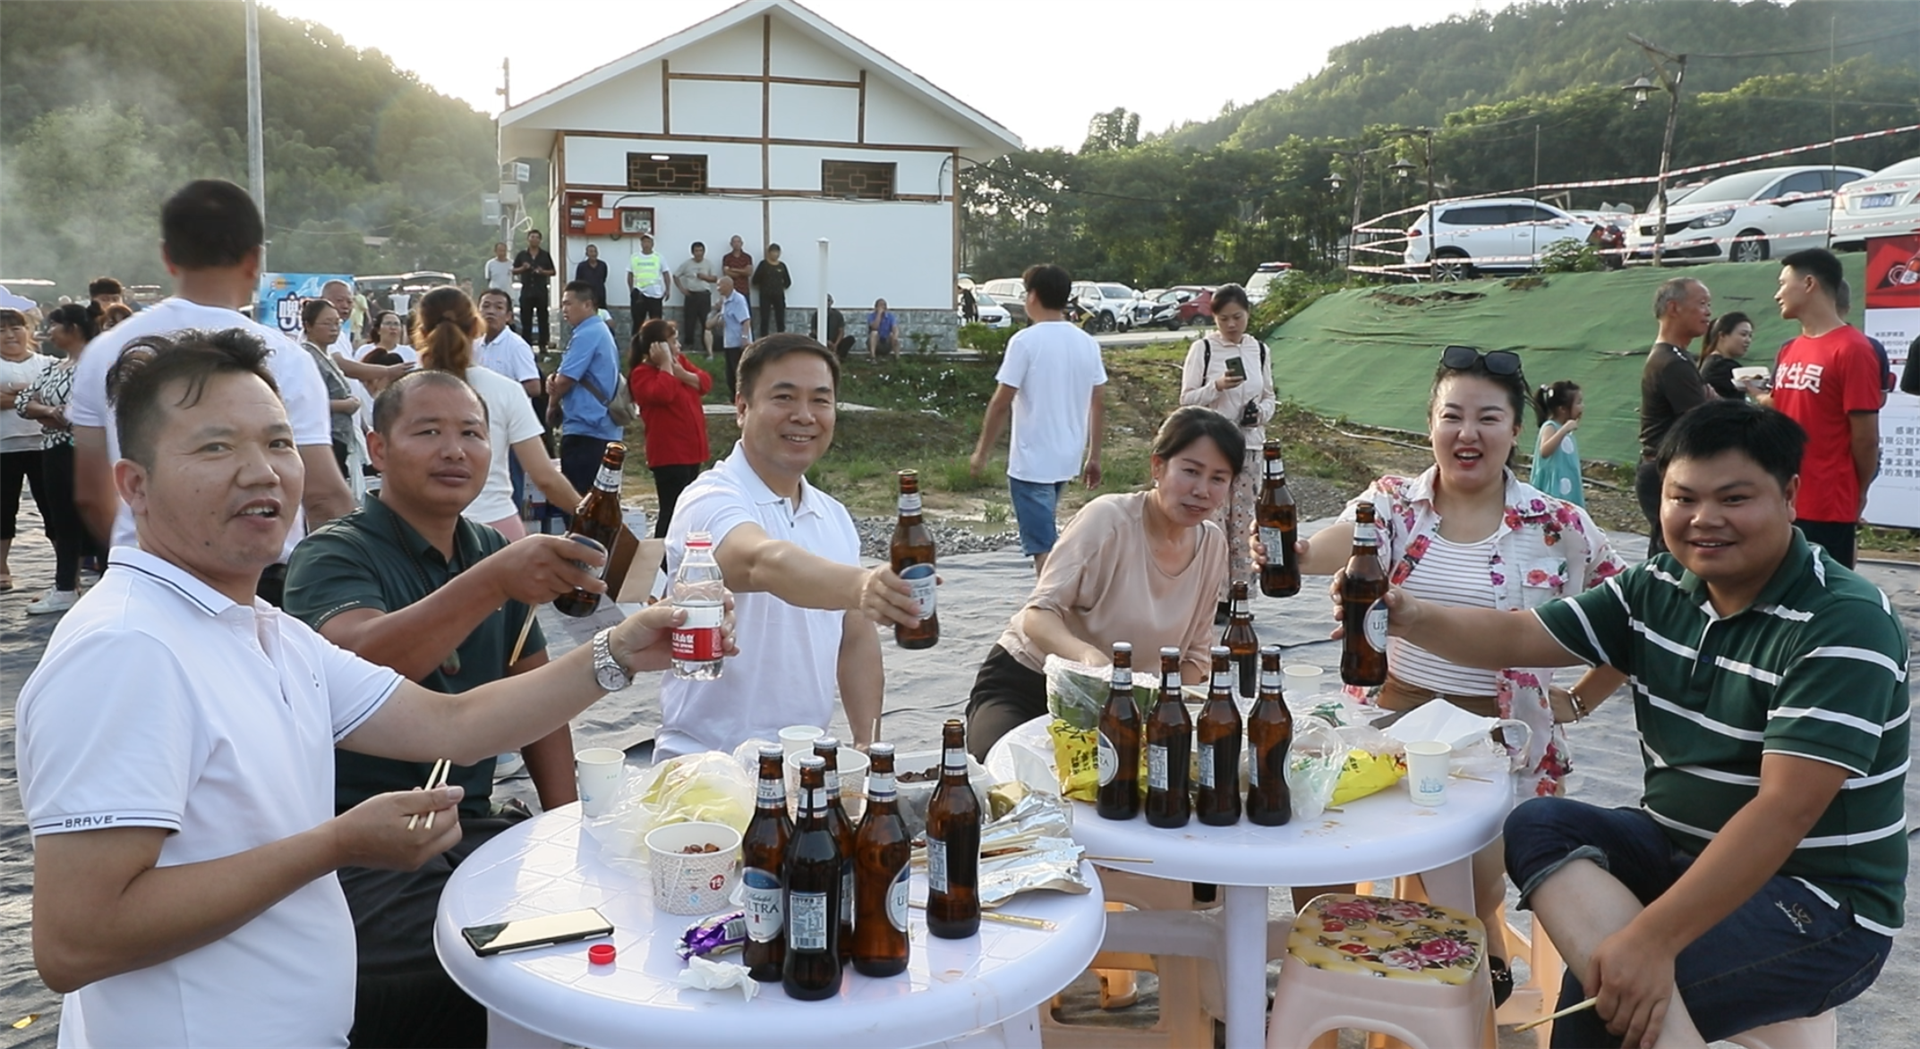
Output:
[659, 333, 927, 760]
[19, 331, 714, 1047]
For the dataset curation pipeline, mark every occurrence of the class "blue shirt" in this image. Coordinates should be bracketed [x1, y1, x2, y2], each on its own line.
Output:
[867, 311, 896, 340]
[558, 313, 623, 440]
[720, 290, 751, 349]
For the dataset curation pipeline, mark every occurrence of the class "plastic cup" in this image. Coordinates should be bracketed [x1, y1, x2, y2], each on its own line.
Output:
[786, 746, 870, 819]
[645, 821, 742, 915]
[1283, 665, 1327, 693]
[778, 725, 824, 757]
[1404, 740, 1452, 807]
[575, 747, 626, 818]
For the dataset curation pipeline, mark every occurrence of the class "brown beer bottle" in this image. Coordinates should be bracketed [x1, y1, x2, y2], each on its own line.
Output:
[925, 719, 981, 939]
[852, 743, 911, 977]
[1341, 502, 1390, 687]
[812, 738, 857, 962]
[1095, 642, 1142, 821]
[741, 744, 792, 982]
[890, 470, 939, 649]
[782, 756, 842, 1000]
[1221, 581, 1260, 699]
[1195, 646, 1244, 826]
[1144, 646, 1193, 829]
[553, 441, 627, 618]
[1246, 646, 1294, 826]
[1257, 442, 1301, 598]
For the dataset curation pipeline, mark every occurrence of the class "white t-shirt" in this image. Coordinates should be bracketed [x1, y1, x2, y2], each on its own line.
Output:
[17, 547, 401, 1048]
[1, 351, 54, 452]
[476, 327, 539, 384]
[484, 257, 515, 294]
[67, 297, 332, 559]
[995, 321, 1107, 483]
[463, 365, 545, 522]
[657, 441, 861, 761]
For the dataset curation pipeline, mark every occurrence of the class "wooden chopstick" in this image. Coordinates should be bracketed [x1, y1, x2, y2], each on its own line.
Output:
[507, 606, 537, 668]
[1514, 995, 1598, 1033]
[909, 902, 1056, 931]
[1083, 855, 1153, 864]
[408, 759, 452, 831]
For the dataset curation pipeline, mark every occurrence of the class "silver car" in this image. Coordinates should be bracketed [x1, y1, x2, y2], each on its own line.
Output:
[1830, 156, 1920, 252]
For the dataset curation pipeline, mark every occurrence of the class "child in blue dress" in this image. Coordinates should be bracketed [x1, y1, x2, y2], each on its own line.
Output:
[1530, 380, 1584, 507]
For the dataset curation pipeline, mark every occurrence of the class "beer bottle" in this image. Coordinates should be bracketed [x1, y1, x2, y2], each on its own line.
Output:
[669, 531, 727, 679]
[1095, 642, 1141, 821]
[1144, 646, 1193, 829]
[1246, 646, 1294, 827]
[741, 744, 792, 982]
[782, 756, 842, 1000]
[1257, 442, 1301, 598]
[1195, 646, 1244, 826]
[925, 719, 981, 939]
[812, 737, 857, 962]
[852, 743, 911, 977]
[890, 470, 939, 649]
[1221, 581, 1260, 699]
[1341, 502, 1390, 687]
[553, 442, 626, 617]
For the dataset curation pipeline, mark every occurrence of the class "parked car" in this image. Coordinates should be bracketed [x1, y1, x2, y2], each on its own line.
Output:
[1625, 164, 1870, 263]
[1830, 156, 1920, 252]
[962, 290, 1011, 329]
[1148, 285, 1215, 329]
[978, 277, 1029, 325]
[1403, 198, 1601, 279]
[1244, 262, 1292, 304]
[1071, 281, 1144, 332]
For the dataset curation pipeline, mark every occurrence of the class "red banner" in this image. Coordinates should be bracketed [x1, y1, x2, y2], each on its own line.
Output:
[1865, 235, 1920, 311]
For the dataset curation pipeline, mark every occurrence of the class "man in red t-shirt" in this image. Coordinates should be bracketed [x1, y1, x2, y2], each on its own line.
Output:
[721, 235, 753, 313]
[1769, 248, 1880, 567]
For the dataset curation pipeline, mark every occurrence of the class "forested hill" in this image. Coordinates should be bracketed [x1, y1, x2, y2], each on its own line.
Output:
[1162, 0, 1920, 151]
[0, 0, 501, 297]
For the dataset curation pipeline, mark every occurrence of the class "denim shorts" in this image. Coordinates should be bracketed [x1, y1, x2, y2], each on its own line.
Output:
[1008, 478, 1069, 556]
[1504, 798, 1892, 1046]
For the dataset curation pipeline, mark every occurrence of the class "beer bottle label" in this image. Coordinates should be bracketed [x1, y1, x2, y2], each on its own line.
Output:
[1162, 669, 1179, 692]
[900, 563, 937, 617]
[943, 745, 966, 773]
[869, 770, 896, 801]
[671, 602, 725, 660]
[1353, 520, 1378, 546]
[1363, 599, 1390, 654]
[789, 890, 829, 952]
[1260, 668, 1281, 692]
[743, 867, 784, 941]
[1147, 744, 1169, 790]
[824, 768, 840, 799]
[1259, 526, 1287, 561]
[926, 838, 949, 894]
[1266, 457, 1285, 480]
[898, 491, 922, 515]
[1198, 744, 1215, 788]
[1112, 668, 1132, 692]
[841, 866, 854, 926]
[757, 775, 784, 806]
[886, 865, 912, 932]
[593, 463, 622, 493]
[1211, 667, 1232, 692]
[1096, 731, 1118, 786]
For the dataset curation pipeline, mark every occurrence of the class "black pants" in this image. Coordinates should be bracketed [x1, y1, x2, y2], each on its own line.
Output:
[341, 816, 519, 1049]
[1635, 457, 1666, 556]
[630, 289, 663, 324]
[559, 434, 611, 517]
[1, 449, 47, 544]
[1795, 519, 1858, 568]
[651, 462, 702, 538]
[723, 345, 743, 402]
[40, 444, 99, 592]
[520, 290, 550, 349]
[755, 300, 786, 338]
[331, 439, 351, 479]
[964, 644, 1050, 762]
[683, 293, 711, 351]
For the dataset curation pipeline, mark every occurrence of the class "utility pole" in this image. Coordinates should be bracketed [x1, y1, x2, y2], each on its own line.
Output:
[245, 0, 266, 259]
[1625, 33, 1687, 268]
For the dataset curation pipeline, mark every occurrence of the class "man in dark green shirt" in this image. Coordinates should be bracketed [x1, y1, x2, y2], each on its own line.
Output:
[286, 371, 610, 1047]
[1373, 399, 1904, 1047]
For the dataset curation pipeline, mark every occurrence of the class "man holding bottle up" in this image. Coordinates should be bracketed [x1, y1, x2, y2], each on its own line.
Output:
[658, 333, 928, 760]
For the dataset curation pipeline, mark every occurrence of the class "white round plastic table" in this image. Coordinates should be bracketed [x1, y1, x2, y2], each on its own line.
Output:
[433, 804, 1107, 1049]
[989, 715, 1516, 1049]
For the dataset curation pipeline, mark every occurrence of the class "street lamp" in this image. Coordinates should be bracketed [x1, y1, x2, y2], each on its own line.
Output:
[1390, 156, 1415, 182]
[1624, 34, 1687, 267]
[1624, 75, 1654, 110]
[1326, 171, 1344, 193]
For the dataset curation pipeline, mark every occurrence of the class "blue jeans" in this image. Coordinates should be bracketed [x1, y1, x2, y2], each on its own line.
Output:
[1505, 798, 1892, 1046]
[1008, 478, 1068, 557]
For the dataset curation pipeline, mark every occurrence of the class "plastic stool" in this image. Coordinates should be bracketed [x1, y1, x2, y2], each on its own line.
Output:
[1726, 1010, 1838, 1049]
[1039, 868, 1213, 1049]
[1266, 894, 1496, 1049]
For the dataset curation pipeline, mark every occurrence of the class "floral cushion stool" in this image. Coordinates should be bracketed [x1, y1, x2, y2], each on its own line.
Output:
[1267, 893, 1496, 1049]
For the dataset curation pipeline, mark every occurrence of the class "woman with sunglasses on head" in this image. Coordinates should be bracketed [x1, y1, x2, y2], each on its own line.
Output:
[1259, 345, 1627, 1004]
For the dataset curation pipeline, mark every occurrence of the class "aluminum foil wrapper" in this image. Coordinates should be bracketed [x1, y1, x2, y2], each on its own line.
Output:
[980, 836, 1089, 906]
[677, 910, 747, 960]
[982, 790, 1074, 843]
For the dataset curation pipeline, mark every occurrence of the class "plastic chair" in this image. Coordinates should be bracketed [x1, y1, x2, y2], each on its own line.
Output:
[1039, 868, 1213, 1049]
[1266, 893, 1496, 1049]
[1725, 1010, 1838, 1049]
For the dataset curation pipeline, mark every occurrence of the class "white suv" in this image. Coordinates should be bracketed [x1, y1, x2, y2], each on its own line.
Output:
[1071, 281, 1143, 332]
[1625, 164, 1869, 263]
[1403, 198, 1599, 279]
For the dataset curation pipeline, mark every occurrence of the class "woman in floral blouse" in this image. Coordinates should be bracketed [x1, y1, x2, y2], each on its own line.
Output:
[1260, 345, 1626, 1004]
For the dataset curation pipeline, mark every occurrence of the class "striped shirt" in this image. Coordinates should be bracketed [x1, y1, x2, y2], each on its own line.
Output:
[1535, 531, 1909, 935]
[1393, 531, 1501, 696]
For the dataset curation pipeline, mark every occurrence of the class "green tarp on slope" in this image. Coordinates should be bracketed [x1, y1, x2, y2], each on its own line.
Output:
[1267, 256, 1871, 465]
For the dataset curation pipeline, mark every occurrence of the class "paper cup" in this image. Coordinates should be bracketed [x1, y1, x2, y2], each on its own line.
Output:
[786, 746, 870, 820]
[778, 725, 824, 757]
[1404, 740, 1452, 807]
[575, 747, 626, 818]
[645, 821, 742, 915]
[1283, 665, 1327, 693]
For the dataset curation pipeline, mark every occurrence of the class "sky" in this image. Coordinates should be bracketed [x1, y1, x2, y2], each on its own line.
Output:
[261, 0, 1515, 149]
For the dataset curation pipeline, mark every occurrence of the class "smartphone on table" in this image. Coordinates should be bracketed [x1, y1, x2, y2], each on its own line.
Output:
[462, 907, 614, 957]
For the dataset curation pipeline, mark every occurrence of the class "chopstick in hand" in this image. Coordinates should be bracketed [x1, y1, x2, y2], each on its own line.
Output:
[1513, 995, 1598, 1033]
[408, 759, 453, 831]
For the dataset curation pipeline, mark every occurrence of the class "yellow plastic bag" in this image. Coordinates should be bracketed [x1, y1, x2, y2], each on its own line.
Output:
[1330, 748, 1407, 807]
[1047, 718, 1101, 802]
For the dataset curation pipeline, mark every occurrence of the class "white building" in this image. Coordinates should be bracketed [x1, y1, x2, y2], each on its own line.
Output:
[497, 0, 1021, 348]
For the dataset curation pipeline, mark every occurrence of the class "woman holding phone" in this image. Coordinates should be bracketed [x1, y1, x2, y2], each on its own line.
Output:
[1178, 283, 1273, 620]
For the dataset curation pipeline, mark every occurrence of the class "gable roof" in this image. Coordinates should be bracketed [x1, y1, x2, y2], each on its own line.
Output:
[499, 0, 1021, 157]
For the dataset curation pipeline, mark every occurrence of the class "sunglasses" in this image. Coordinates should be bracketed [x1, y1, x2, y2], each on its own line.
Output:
[1440, 345, 1521, 376]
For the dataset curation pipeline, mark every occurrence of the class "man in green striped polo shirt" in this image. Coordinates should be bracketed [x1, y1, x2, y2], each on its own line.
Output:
[1380, 398, 1905, 1047]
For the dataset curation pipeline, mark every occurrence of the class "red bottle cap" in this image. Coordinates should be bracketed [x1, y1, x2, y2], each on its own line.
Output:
[588, 943, 616, 965]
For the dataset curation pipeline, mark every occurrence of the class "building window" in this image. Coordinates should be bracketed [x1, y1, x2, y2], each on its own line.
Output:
[627, 153, 708, 193]
[823, 160, 896, 200]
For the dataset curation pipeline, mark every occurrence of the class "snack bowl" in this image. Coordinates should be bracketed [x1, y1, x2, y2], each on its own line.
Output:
[644, 821, 742, 915]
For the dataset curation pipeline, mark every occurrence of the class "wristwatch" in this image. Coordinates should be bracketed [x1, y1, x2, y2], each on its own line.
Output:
[591, 627, 632, 692]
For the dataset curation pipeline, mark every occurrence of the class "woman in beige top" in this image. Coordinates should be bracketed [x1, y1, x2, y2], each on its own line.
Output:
[965, 406, 1240, 758]
[1177, 284, 1273, 619]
